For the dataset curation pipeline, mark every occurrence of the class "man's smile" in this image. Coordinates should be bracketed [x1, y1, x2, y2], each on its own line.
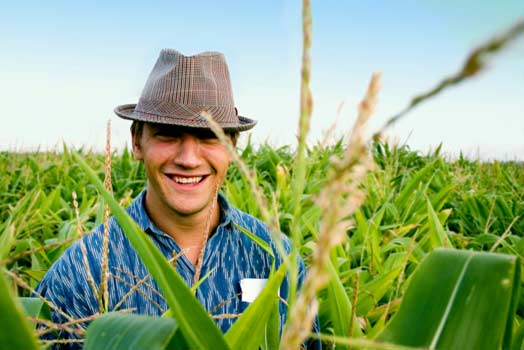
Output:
[165, 173, 210, 188]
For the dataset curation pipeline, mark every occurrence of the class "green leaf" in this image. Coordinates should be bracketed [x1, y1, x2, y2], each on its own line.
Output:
[225, 262, 287, 349]
[18, 297, 52, 328]
[325, 259, 362, 349]
[325, 260, 352, 339]
[84, 313, 177, 350]
[394, 160, 437, 209]
[426, 198, 452, 248]
[233, 223, 275, 260]
[191, 267, 215, 292]
[74, 152, 230, 350]
[368, 206, 387, 274]
[378, 249, 520, 350]
[510, 319, 524, 350]
[19, 297, 44, 318]
[263, 294, 281, 350]
[165, 329, 189, 350]
[39, 186, 61, 216]
[0, 272, 39, 350]
[356, 267, 403, 316]
[0, 224, 15, 261]
[430, 183, 455, 212]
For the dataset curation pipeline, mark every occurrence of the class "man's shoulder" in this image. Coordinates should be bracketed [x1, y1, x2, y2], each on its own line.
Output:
[228, 205, 267, 234]
[227, 204, 260, 223]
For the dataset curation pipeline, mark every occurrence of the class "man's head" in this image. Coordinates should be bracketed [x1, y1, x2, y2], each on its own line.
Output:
[130, 121, 234, 218]
[114, 49, 253, 219]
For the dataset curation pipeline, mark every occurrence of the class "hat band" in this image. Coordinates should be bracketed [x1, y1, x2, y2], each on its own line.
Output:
[135, 99, 238, 124]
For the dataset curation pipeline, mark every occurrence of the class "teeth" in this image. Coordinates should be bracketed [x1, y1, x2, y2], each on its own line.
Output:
[173, 176, 203, 184]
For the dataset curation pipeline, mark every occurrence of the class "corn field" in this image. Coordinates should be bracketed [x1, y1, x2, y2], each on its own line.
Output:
[1, 138, 524, 349]
[1, 0, 524, 348]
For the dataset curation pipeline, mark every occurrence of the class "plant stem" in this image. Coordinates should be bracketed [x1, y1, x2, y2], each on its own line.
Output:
[289, 0, 313, 311]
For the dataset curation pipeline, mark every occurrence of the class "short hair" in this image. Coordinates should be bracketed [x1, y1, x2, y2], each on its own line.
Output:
[130, 120, 145, 139]
[229, 131, 239, 146]
[131, 120, 239, 146]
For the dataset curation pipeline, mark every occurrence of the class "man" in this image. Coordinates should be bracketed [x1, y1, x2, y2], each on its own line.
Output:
[37, 49, 319, 349]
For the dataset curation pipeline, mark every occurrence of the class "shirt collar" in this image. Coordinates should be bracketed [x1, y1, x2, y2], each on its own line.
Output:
[128, 189, 234, 236]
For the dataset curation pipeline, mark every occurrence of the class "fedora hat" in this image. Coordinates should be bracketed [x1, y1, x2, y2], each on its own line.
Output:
[114, 49, 256, 132]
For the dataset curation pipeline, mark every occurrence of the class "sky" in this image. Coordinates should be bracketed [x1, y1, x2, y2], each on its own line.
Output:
[1, 0, 523, 160]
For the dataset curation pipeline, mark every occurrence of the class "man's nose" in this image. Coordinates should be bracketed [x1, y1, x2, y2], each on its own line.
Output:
[173, 134, 202, 168]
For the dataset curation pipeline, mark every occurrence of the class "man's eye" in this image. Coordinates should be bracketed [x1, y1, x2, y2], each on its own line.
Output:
[194, 130, 218, 140]
[154, 131, 181, 138]
[199, 134, 218, 141]
[198, 135, 221, 144]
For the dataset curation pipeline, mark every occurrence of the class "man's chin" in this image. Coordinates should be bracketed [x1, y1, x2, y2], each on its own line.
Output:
[169, 203, 209, 218]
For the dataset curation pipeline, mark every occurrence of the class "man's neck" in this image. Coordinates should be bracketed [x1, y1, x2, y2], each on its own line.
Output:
[143, 191, 220, 265]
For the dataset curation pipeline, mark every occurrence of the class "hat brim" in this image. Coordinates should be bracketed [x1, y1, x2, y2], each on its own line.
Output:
[114, 104, 256, 132]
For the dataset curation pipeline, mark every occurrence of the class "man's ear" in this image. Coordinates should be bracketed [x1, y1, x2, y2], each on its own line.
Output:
[131, 132, 143, 160]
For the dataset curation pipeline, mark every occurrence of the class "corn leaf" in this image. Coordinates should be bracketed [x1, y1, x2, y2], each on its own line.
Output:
[394, 161, 437, 209]
[325, 259, 363, 349]
[426, 198, 452, 248]
[378, 249, 520, 350]
[264, 294, 281, 350]
[510, 319, 524, 350]
[84, 313, 177, 350]
[429, 183, 455, 212]
[74, 152, 229, 350]
[233, 223, 275, 260]
[356, 267, 403, 316]
[224, 262, 287, 349]
[18, 297, 52, 328]
[0, 224, 15, 261]
[165, 329, 189, 350]
[19, 297, 44, 318]
[0, 272, 39, 350]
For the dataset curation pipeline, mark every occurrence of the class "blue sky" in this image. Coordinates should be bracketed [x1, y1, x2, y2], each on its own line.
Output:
[1, 0, 523, 159]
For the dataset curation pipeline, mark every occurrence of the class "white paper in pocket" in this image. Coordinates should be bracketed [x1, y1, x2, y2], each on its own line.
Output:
[240, 278, 268, 303]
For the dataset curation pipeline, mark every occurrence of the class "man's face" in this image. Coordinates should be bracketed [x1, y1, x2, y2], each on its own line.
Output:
[132, 123, 232, 219]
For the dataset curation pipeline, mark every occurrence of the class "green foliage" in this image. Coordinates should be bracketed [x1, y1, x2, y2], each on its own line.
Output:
[84, 313, 178, 350]
[0, 272, 39, 350]
[322, 259, 363, 349]
[0, 141, 523, 348]
[224, 263, 286, 349]
[19, 297, 52, 328]
[378, 249, 521, 350]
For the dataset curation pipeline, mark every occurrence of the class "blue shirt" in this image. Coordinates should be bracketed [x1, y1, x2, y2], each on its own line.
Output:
[36, 190, 320, 349]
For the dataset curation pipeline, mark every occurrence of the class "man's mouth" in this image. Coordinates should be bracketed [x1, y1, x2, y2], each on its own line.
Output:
[173, 176, 203, 184]
[167, 174, 208, 185]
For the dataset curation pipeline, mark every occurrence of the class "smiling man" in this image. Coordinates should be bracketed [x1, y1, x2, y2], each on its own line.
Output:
[36, 49, 320, 349]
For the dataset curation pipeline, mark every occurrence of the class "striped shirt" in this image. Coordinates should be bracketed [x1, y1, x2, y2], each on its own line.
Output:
[36, 190, 320, 349]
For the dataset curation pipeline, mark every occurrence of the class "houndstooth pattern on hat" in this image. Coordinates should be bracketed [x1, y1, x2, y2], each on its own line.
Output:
[114, 49, 256, 132]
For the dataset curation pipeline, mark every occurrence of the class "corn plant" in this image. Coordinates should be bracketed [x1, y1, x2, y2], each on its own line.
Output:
[1, 1, 524, 349]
